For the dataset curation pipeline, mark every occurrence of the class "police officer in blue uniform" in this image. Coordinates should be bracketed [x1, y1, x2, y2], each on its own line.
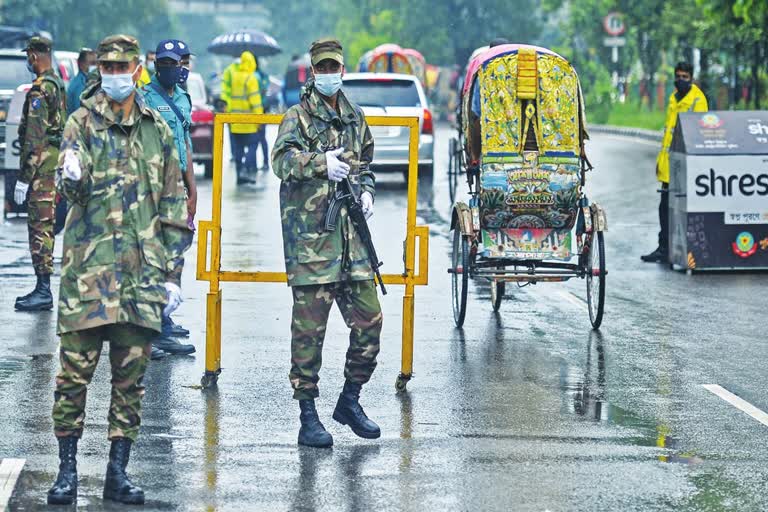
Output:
[66, 48, 96, 115]
[140, 39, 198, 357]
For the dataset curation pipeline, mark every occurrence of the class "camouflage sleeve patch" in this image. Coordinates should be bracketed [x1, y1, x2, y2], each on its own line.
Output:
[271, 106, 328, 182]
[19, 89, 49, 184]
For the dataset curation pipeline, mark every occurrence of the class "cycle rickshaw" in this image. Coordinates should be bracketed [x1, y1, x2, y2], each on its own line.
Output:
[448, 45, 491, 202]
[449, 44, 607, 329]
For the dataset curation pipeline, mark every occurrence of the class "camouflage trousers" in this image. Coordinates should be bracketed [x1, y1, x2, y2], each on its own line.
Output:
[290, 280, 383, 400]
[52, 323, 153, 441]
[27, 159, 57, 275]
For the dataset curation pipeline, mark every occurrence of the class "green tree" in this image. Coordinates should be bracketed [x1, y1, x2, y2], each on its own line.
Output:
[0, 0, 175, 52]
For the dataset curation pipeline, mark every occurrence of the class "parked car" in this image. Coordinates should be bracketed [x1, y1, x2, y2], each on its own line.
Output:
[186, 71, 215, 178]
[54, 50, 79, 87]
[341, 72, 434, 178]
[0, 49, 34, 171]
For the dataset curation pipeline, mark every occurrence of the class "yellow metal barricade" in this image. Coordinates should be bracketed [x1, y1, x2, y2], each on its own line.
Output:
[196, 113, 428, 391]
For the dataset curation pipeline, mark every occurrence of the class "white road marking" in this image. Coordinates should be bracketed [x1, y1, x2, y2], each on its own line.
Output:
[0, 458, 26, 509]
[595, 134, 659, 146]
[555, 289, 588, 312]
[702, 384, 768, 427]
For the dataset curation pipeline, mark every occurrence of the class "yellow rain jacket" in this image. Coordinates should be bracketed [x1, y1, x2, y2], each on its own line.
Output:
[227, 51, 263, 134]
[137, 66, 152, 88]
[220, 61, 238, 105]
[656, 83, 708, 183]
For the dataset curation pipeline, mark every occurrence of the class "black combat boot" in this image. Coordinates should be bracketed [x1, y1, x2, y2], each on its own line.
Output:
[150, 345, 167, 360]
[15, 273, 53, 311]
[152, 335, 196, 355]
[47, 436, 78, 505]
[103, 438, 144, 505]
[298, 399, 333, 448]
[332, 381, 381, 439]
[161, 316, 190, 338]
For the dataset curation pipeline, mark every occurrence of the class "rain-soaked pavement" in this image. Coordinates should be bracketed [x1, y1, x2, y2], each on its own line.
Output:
[1, 124, 768, 511]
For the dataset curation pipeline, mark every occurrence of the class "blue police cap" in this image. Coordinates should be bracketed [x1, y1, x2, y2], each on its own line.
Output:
[175, 40, 192, 57]
[155, 39, 182, 61]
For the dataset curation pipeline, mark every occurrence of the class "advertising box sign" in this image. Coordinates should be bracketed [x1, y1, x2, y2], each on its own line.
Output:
[669, 111, 768, 270]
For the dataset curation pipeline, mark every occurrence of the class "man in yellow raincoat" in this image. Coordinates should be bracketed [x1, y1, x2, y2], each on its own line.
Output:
[641, 62, 708, 263]
[224, 51, 263, 184]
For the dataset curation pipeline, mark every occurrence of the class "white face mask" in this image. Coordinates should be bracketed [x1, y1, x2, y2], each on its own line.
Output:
[101, 68, 138, 102]
[88, 65, 97, 73]
[314, 72, 343, 97]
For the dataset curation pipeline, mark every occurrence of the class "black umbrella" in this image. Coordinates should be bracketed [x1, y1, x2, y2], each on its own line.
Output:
[207, 29, 281, 57]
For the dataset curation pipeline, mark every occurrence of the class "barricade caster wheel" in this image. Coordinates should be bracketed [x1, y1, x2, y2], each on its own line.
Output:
[201, 372, 219, 389]
[395, 374, 410, 393]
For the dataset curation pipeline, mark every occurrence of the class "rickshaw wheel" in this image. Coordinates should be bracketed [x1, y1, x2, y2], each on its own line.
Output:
[451, 228, 469, 327]
[491, 279, 505, 312]
[586, 231, 606, 329]
[448, 138, 458, 203]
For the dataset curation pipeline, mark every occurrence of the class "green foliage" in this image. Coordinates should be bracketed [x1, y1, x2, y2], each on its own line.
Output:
[330, 0, 543, 67]
[576, 61, 613, 125]
[605, 101, 666, 130]
[0, 0, 176, 52]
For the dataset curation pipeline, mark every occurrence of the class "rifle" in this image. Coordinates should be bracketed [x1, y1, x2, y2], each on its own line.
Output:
[324, 176, 387, 295]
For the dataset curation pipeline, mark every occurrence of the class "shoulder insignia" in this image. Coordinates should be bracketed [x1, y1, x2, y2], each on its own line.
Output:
[31, 97, 42, 110]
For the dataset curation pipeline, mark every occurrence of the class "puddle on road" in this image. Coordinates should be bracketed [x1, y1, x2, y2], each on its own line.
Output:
[560, 331, 703, 465]
[0, 356, 28, 382]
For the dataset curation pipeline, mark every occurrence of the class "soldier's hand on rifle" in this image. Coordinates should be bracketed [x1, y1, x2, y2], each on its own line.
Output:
[326, 147, 350, 182]
[163, 282, 183, 317]
[361, 191, 374, 220]
[13, 180, 29, 205]
[62, 150, 82, 181]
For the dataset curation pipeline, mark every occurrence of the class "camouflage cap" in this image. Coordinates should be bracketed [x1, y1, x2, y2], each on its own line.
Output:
[97, 34, 140, 63]
[24, 36, 52, 53]
[309, 38, 343, 67]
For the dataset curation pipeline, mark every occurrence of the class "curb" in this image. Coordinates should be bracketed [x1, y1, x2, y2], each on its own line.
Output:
[588, 124, 662, 142]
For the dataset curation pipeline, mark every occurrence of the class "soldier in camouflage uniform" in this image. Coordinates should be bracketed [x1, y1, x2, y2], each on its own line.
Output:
[13, 36, 66, 312]
[272, 38, 383, 449]
[46, 35, 192, 506]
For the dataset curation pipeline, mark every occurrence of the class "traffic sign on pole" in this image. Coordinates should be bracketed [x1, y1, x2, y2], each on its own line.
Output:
[603, 12, 625, 36]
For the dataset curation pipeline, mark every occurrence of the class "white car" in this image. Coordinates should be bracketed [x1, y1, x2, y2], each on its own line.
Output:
[342, 72, 434, 177]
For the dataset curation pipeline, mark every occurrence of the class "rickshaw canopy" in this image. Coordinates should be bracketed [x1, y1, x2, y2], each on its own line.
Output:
[462, 44, 564, 97]
[369, 43, 413, 74]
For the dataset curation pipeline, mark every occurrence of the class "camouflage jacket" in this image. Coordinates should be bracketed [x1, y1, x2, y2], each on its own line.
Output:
[56, 90, 192, 334]
[19, 69, 66, 183]
[272, 82, 375, 287]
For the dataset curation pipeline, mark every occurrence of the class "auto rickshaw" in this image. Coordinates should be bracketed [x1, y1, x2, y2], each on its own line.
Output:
[449, 44, 607, 329]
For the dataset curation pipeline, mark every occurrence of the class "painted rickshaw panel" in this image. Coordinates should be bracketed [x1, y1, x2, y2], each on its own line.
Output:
[461, 44, 588, 261]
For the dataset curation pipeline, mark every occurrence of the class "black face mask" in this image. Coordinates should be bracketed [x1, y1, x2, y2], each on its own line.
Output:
[675, 78, 691, 95]
[157, 66, 181, 89]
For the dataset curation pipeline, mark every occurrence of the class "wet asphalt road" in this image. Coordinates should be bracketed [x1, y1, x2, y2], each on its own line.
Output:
[1, 124, 768, 511]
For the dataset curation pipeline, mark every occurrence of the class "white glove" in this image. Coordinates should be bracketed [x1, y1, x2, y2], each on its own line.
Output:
[62, 150, 82, 181]
[326, 147, 350, 182]
[163, 282, 183, 317]
[361, 191, 374, 219]
[14, 181, 29, 205]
